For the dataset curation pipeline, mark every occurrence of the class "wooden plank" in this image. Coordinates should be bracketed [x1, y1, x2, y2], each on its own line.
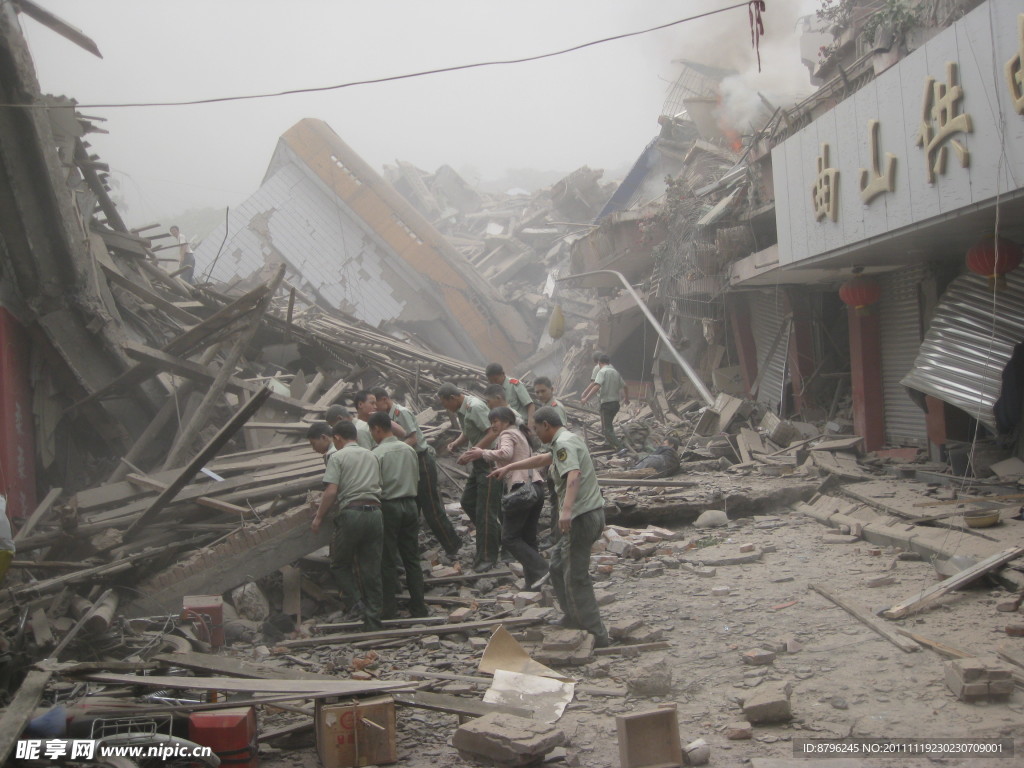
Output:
[52, 588, 115, 659]
[124, 386, 273, 538]
[122, 343, 317, 414]
[14, 487, 62, 542]
[404, 669, 625, 698]
[125, 473, 249, 516]
[152, 651, 331, 681]
[102, 265, 201, 324]
[593, 641, 671, 656]
[84, 673, 412, 695]
[808, 584, 920, 653]
[163, 266, 284, 469]
[393, 690, 532, 719]
[12, 0, 101, 57]
[423, 570, 514, 586]
[881, 547, 1024, 619]
[598, 478, 698, 488]
[280, 616, 544, 650]
[0, 669, 52, 764]
[71, 281, 271, 409]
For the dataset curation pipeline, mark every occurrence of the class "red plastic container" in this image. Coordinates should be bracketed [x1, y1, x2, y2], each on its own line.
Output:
[188, 707, 258, 767]
[181, 595, 225, 648]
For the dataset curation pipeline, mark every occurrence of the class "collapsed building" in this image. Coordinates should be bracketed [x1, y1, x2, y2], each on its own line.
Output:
[551, 0, 1024, 477]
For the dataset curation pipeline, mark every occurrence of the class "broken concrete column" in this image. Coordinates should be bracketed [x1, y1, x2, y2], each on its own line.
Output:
[741, 680, 793, 723]
[452, 712, 566, 766]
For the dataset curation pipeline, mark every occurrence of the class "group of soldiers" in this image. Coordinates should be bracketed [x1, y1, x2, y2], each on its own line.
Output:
[306, 357, 630, 649]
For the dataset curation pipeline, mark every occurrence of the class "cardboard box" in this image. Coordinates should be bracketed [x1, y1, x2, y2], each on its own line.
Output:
[615, 704, 682, 768]
[315, 695, 396, 767]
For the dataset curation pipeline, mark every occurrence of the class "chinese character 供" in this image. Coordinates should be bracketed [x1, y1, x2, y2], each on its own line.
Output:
[1007, 14, 1024, 115]
[43, 739, 69, 759]
[812, 143, 840, 222]
[915, 61, 973, 183]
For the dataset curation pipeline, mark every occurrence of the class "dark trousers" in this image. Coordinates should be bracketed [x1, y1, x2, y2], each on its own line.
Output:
[460, 459, 502, 566]
[416, 447, 462, 556]
[381, 497, 427, 619]
[550, 507, 608, 643]
[501, 482, 548, 586]
[330, 506, 383, 630]
[599, 401, 623, 450]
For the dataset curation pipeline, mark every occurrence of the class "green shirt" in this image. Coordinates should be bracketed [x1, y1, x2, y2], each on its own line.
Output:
[390, 403, 428, 453]
[457, 394, 492, 446]
[539, 398, 567, 426]
[323, 443, 382, 509]
[373, 435, 419, 499]
[595, 365, 625, 404]
[322, 444, 337, 466]
[591, 364, 600, 381]
[501, 377, 533, 422]
[355, 419, 375, 450]
[546, 427, 604, 518]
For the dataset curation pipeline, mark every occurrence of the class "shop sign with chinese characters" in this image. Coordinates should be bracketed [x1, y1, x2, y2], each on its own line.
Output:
[773, 0, 1024, 267]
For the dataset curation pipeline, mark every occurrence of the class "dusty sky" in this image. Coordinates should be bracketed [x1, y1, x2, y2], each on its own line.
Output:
[20, 0, 817, 227]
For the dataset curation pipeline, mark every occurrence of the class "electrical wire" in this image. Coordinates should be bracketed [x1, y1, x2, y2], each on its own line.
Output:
[0, 2, 751, 110]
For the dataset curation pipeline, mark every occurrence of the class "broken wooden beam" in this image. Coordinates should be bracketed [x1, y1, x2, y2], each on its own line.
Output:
[809, 583, 920, 653]
[163, 266, 284, 469]
[124, 385, 273, 538]
[279, 616, 544, 650]
[881, 547, 1024, 619]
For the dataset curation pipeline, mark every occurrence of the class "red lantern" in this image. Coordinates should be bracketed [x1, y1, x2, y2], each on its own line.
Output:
[967, 237, 1023, 287]
[839, 277, 882, 313]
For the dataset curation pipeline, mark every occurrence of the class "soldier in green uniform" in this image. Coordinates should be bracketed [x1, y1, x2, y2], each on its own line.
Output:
[531, 377, 565, 533]
[372, 387, 462, 558]
[439, 382, 502, 571]
[306, 421, 337, 466]
[581, 354, 629, 452]
[485, 363, 535, 430]
[325, 404, 349, 427]
[369, 411, 428, 619]
[490, 406, 609, 647]
[311, 420, 384, 630]
[352, 391, 378, 450]
[532, 377, 567, 426]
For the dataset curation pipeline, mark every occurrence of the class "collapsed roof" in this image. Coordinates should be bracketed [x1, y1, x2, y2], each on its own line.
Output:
[195, 118, 534, 366]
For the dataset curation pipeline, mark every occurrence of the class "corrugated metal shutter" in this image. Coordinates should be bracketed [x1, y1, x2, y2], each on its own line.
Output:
[879, 266, 928, 446]
[749, 290, 790, 413]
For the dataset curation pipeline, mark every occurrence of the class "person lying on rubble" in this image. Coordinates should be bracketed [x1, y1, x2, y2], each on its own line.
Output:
[461, 406, 549, 591]
[310, 420, 384, 630]
[490, 406, 610, 647]
[633, 436, 682, 477]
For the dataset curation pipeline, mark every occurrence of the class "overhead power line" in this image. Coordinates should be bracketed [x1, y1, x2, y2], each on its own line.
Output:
[5, 2, 752, 110]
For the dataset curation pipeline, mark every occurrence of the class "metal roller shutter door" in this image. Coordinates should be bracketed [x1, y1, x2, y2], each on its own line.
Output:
[749, 290, 791, 414]
[879, 267, 929, 446]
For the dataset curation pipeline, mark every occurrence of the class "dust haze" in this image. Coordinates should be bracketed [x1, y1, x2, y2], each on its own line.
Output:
[19, 0, 819, 227]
